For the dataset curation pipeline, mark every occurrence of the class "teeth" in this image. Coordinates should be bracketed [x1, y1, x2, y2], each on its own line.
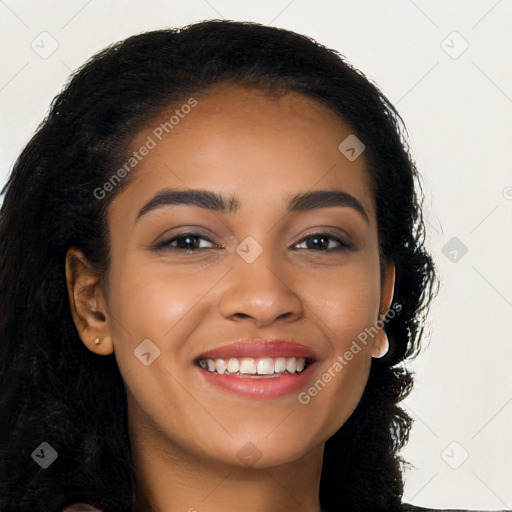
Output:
[286, 357, 297, 373]
[274, 357, 286, 373]
[239, 357, 257, 374]
[214, 358, 227, 375]
[257, 357, 274, 375]
[198, 356, 308, 375]
[227, 357, 239, 373]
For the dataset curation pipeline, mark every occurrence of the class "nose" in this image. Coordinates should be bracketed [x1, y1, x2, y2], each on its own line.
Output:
[218, 252, 303, 328]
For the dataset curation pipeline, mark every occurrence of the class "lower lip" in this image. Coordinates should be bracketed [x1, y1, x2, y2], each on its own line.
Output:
[197, 363, 318, 399]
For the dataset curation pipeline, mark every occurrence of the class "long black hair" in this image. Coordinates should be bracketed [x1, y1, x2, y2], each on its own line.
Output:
[0, 19, 438, 512]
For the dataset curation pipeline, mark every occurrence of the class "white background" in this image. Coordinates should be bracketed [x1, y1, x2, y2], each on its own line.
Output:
[1, 1, 511, 509]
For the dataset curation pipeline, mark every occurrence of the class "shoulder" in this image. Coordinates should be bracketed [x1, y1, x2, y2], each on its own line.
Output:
[62, 503, 512, 512]
[61, 502, 103, 511]
[403, 504, 512, 512]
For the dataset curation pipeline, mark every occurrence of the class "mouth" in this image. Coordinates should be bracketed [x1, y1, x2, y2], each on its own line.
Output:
[197, 356, 314, 377]
[194, 340, 320, 399]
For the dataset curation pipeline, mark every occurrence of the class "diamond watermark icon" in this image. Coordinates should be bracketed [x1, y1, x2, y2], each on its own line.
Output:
[237, 442, 262, 467]
[441, 440, 469, 469]
[134, 338, 161, 366]
[32, 441, 58, 469]
[441, 31, 469, 60]
[31, 31, 59, 59]
[442, 236, 468, 263]
[338, 134, 365, 161]
[236, 236, 263, 263]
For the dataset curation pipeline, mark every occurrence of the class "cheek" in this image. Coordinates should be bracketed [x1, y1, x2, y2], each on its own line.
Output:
[105, 253, 242, 412]
[287, 259, 380, 426]
[104, 257, 215, 431]
[105, 254, 211, 370]
[110, 266, 186, 329]
[309, 259, 381, 348]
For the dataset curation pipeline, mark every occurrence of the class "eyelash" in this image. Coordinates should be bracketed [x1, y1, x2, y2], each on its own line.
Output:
[154, 230, 354, 253]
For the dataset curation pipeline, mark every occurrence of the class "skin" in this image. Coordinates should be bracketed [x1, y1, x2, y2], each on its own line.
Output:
[66, 83, 395, 512]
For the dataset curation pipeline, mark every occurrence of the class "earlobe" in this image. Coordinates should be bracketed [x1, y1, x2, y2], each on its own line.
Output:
[65, 248, 114, 355]
[371, 260, 396, 359]
[371, 330, 390, 358]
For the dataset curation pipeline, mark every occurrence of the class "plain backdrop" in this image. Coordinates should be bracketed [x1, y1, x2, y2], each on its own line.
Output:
[1, 1, 511, 509]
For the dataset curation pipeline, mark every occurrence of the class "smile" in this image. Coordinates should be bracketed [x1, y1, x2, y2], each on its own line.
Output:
[194, 340, 321, 399]
[197, 356, 310, 376]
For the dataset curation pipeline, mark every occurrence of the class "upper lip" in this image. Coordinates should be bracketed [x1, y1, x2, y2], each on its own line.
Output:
[195, 340, 320, 362]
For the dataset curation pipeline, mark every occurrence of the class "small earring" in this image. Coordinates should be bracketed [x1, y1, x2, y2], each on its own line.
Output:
[94, 337, 102, 345]
[372, 331, 389, 359]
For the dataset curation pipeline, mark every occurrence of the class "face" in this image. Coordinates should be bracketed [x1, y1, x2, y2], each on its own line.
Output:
[67, 83, 394, 470]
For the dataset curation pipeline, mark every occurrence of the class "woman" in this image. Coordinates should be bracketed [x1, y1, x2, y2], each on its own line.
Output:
[0, 18, 467, 512]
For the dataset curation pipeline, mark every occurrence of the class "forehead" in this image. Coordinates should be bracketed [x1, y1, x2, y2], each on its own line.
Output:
[113, 83, 376, 222]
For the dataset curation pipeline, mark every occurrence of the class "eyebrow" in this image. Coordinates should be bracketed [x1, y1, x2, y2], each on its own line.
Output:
[135, 188, 369, 224]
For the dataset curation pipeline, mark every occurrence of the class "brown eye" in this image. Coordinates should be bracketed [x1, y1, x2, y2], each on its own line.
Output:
[154, 232, 218, 252]
[294, 233, 353, 252]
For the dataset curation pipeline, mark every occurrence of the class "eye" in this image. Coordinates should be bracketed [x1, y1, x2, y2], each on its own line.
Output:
[153, 230, 354, 253]
[154, 231, 220, 252]
[293, 232, 353, 252]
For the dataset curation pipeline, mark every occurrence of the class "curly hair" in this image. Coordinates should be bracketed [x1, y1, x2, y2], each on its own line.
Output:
[0, 19, 438, 512]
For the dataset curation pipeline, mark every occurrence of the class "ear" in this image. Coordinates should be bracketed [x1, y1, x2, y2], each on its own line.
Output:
[371, 259, 395, 358]
[379, 259, 396, 318]
[65, 247, 114, 355]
